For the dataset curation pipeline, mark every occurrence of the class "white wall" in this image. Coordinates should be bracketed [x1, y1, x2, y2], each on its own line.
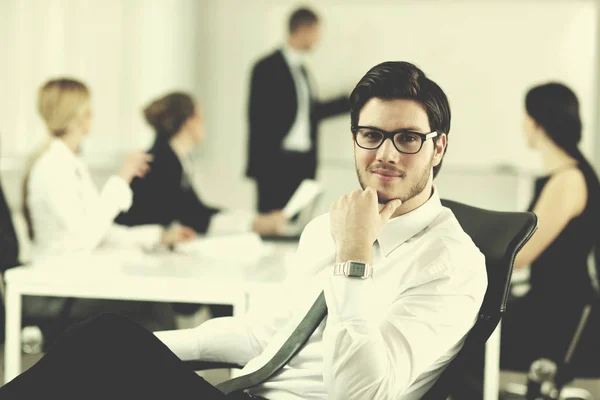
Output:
[0, 0, 205, 166]
[193, 0, 597, 212]
[0, 0, 597, 215]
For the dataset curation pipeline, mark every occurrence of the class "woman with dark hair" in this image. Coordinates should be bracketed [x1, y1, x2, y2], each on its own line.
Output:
[116, 92, 288, 238]
[116, 93, 289, 319]
[500, 83, 600, 372]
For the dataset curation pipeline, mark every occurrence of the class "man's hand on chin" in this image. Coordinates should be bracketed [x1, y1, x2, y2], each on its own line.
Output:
[330, 187, 402, 264]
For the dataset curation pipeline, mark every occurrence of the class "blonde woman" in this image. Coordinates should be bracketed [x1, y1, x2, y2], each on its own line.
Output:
[20, 78, 192, 341]
[24, 78, 194, 262]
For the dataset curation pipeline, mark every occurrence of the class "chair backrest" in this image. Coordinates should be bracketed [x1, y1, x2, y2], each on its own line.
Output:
[0, 177, 19, 274]
[421, 199, 537, 399]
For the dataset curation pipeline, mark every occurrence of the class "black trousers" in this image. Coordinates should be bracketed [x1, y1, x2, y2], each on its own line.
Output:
[0, 313, 258, 400]
[256, 151, 315, 213]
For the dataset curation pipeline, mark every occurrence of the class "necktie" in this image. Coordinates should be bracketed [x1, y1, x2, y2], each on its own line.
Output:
[298, 64, 312, 100]
[216, 291, 327, 394]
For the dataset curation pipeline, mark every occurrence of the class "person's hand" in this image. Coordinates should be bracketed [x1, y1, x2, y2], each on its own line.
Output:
[160, 225, 197, 246]
[252, 211, 289, 236]
[330, 187, 402, 263]
[118, 151, 153, 184]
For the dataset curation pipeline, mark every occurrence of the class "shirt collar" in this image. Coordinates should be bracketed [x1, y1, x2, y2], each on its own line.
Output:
[377, 186, 443, 257]
[48, 138, 83, 170]
[281, 45, 304, 68]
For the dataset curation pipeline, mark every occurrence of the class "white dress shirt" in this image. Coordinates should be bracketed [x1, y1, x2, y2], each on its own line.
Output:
[27, 138, 163, 262]
[156, 188, 487, 400]
[280, 45, 312, 153]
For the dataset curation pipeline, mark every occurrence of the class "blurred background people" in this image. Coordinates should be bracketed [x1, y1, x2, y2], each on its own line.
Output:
[115, 92, 289, 320]
[21, 78, 192, 346]
[246, 7, 349, 213]
[500, 83, 600, 374]
[24, 79, 194, 262]
[116, 92, 288, 238]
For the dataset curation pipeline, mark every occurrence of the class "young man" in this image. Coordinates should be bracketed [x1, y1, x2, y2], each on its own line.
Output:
[246, 7, 349, 213]
[0, 62, 487, 400]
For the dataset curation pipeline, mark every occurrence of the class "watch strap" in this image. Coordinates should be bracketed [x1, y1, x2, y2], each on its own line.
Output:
[333, 260, 372, 279]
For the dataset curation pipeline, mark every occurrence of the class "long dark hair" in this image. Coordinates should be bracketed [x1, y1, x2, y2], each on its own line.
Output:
[525, 83, 583, 158]
[525, 83, 598, 183]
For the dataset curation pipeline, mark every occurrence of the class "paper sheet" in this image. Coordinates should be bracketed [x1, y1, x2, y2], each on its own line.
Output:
[283, 179, 322, 218]
[175, 232, 266, 262]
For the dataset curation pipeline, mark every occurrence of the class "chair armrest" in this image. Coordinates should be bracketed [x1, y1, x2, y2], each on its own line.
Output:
[183, 360, 243, 371]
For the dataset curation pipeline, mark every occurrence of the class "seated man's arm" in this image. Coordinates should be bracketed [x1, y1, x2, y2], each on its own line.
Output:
[322, 252, 486, 400]
[155, 296, 296, 366]
[155, 317, 260, 366]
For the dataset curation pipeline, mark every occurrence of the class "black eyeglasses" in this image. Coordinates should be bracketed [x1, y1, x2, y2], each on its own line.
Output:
[351, 126, 439, 154]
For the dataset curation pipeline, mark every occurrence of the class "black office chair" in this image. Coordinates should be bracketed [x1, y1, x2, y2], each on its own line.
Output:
[421, 199, 537, 399]
[183, 199, 538, 400]
[500, 246, 600, 400]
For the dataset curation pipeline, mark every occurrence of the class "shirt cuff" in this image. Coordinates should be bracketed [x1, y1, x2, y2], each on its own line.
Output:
[103, 175, 133, 212]
[324, 272, 380, 325]
[154, 329, 198, 361]
[207, 210, 256, 235]
[136, 225, 165, 249]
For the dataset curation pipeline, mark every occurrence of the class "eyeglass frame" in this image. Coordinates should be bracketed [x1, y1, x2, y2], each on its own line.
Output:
[351, 125, 439, 154]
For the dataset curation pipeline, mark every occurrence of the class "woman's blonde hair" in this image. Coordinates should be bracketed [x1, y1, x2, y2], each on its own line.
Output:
[38, 78, 90, 137]
[23, 78, 91, 239]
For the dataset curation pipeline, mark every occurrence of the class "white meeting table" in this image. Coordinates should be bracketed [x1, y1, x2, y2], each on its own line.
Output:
[3, 241, 297, 384]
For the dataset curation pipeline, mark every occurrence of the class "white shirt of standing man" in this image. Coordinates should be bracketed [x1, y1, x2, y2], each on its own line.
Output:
[281, 45, 312, 153]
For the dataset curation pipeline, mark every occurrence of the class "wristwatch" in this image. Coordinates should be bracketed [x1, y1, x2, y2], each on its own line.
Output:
[333, 260, 372, 279]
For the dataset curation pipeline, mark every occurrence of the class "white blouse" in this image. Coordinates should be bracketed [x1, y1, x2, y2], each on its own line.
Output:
[27, 139, 163, 263]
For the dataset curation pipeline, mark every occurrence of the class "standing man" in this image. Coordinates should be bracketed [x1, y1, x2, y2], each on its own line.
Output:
[246, 7, 349, 213]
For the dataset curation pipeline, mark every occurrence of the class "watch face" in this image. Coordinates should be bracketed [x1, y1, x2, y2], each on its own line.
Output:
[347, 261, 366, 277]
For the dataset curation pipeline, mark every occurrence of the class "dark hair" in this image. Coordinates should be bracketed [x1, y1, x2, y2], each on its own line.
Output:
[525, 83, 582, 155]
[143, 92, 195, 140]
[289, 7, 319, 34]
[350, 61, 451, 178]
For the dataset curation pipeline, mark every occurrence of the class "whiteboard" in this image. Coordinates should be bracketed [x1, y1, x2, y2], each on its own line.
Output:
[265, 0, 597, 172]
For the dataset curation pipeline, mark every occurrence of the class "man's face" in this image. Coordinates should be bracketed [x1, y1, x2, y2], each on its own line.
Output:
[190, 107, 204, 144]
[522, 113, 539, 149]
[354, 98, 446, 204]
[297, 22, 320, 51]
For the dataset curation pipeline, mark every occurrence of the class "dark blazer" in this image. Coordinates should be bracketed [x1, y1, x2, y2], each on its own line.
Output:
[115, 138, 220, 234]
[0, 178, 19, 273]
[246, 49, 349, 179]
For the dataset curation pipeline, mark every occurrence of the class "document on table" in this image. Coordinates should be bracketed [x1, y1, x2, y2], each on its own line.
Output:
[175, 232, 267, 263]
[283, 179, 322, 218]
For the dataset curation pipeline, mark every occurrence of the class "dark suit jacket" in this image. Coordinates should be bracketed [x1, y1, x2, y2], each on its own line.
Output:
[115, 138, 220, 234]
[0, 178, 19, 273]
[246, 49, 349, 179]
